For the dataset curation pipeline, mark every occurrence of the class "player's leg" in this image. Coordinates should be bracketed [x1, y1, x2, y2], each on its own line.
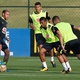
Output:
[0, 41, 10, 72]
[40, 43, 53, 71]
[39, 48, 48, 71]
[38, 44, 43, 51]
[0, 40, 2, 53]
[73, 39, 80, 60]
[49, 49, 56, 67]
[2, 40, 10, 64]
[3, 49, 10, 64]
[56, 53, 69, 74]
[0, 44, 2, 50]
[76, 54, 80, 60]
[61, 54, 72, 72]
[55, 42, 69, 73]
[36, 34, 47, 70]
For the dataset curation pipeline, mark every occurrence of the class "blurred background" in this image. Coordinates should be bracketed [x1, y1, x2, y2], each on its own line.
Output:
[0, 0, 80, 28]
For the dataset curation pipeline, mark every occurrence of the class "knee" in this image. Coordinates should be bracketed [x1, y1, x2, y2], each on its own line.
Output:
[0, 45, 2, 50]
[55, 51, 61, 56]
[4, 49, 10, 56]
[77, 56, 80, 60]
[40, 50, 44, 55]
[40, 48, 46, 55]
[77, 54, 80, 60]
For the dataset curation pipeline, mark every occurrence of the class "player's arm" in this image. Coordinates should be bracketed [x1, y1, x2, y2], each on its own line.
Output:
[52, 27, 66, 52]
[5, 36, 10, 42]
[29, 17, 36, 30]
[46, 12, 52, 23]
[71, 24, 80, 31]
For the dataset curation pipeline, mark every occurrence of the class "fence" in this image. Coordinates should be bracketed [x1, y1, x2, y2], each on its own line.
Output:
[0, 0, 80, 28]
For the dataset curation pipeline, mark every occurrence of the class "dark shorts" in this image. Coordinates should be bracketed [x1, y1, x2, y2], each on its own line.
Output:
[35, 33, 46, 46]
[42, 41, 60, 52]
[0, 38, 8, 51]
[65, 39, 80, 54]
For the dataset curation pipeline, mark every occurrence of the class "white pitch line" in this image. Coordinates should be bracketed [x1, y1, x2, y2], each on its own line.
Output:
[0, 73, 80, 77]
[18, 57, 78, 62]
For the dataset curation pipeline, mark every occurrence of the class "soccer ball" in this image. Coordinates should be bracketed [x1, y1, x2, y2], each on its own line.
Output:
[0, 65, 7, 72]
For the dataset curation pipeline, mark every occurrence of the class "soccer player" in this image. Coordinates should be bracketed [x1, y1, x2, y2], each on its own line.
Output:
[52, 16, 80, 63]
[39, 17, 70, 73]
[0, 10, 10, 66]
[29, 2, 56, 67]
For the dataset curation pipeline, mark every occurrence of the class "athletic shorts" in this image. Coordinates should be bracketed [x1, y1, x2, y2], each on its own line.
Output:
[0, 38, 8, 51]
[65, 39, 80, 54]
[35, 33, 46, 46]
[42, 41, 60, 52]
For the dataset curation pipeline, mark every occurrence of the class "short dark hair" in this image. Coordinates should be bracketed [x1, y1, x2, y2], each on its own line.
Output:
[35, 2, 41, 6]
[2, 10, 9, 14]
[52, 16, 60, 22]
[40, 17, 47, 22]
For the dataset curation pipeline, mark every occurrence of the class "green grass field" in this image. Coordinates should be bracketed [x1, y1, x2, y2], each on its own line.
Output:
[0, 57, 80, 80]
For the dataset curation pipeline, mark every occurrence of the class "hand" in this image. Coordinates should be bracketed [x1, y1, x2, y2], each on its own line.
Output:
[33, 26, 36, 30]
[6, 38, 10, 43]
[61, 45, 67, 53]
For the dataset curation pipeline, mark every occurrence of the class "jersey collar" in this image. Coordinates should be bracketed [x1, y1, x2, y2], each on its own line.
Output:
[1, 17, 5, 20]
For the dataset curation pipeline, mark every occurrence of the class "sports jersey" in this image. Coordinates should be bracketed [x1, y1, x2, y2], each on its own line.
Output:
[0, 17, 7, 39]
[29, 10, 50, 34]
[40, 23, 58, 43]
[55, 22, 77, 44]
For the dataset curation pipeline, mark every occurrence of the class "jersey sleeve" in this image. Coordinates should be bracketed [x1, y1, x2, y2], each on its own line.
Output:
[29, 16, 33, 23]
[70, 24, 74, 29]
[51, 26, 59, 35]
[0, 21, 2, 31]
[46, 12, 51, 20]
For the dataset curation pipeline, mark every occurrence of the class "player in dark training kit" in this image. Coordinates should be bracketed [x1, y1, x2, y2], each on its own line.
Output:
[0, 10, 10, 71]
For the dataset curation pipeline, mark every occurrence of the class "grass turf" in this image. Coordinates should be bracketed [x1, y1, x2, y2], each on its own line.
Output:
[0, 57, 80, 80]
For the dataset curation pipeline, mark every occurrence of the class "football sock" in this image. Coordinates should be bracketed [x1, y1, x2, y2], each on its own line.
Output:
[66, 62, 71, 68]
[62, 62, 68, 71]
[42, 62, 47, 68]
[50, 57, 54, 62]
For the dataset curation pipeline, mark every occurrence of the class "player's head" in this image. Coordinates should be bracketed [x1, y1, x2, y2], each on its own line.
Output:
[52, 16, 60, 25]
[2, 10, 10, 20]
[40, 17, 47, 28]
[35, 2, 42, 13]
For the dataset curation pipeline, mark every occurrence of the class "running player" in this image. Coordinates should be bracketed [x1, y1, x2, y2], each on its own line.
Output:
[39, 17, 70, 73]
[29, 2, 56, 67]
[52, 16, 80, 65]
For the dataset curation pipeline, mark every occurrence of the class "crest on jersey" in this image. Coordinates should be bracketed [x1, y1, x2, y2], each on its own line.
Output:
[36, 18, 40, 22]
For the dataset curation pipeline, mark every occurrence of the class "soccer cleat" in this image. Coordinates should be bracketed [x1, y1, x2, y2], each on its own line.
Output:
[0, 65, 7, 72]
[68, 68, 72, 72]
[0, 62, 6, 65]
[51, 61, 56, 67]
[62, 70, 69, 74]
[42, 65, 45, 69]
[61, 68, 72, 73]
[0, 66, 2, 70]
[61, 69, 65, 72]
[40, 68, 48, 72]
